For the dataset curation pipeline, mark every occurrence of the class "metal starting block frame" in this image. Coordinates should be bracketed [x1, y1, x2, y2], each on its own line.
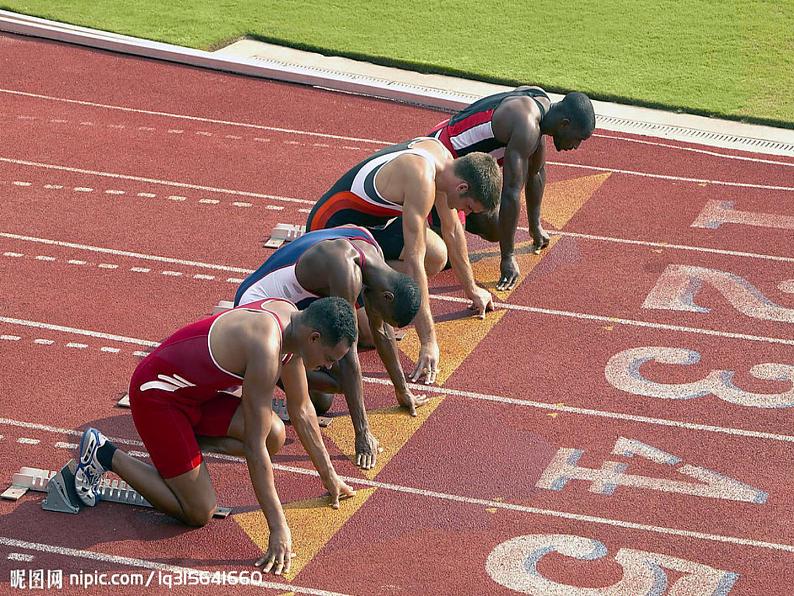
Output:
[264, 223, 305, 248]
[4, 461, 231, 518]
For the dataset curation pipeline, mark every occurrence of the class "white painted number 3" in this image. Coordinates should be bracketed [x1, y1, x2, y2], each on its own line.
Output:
[605, 346, 794, 408]
[486, 533, 738, 595]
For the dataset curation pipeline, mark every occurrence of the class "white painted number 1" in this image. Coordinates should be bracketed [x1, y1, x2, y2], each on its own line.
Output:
[486, 533, 738, 595]
[536, 437, 767, 504]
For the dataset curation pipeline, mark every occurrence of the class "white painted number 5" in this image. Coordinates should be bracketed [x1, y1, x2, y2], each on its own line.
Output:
[486, 533, 738, 595]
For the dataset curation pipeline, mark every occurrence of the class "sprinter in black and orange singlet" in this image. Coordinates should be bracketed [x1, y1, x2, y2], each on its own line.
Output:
[73, 297, 357, 576]
[429, 87, 596, 291]
[306, 137, 501, 385]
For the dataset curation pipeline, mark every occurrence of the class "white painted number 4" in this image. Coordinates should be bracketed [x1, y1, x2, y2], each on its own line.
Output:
[536, 437, 767, 504]
[486, 533, 738, 595]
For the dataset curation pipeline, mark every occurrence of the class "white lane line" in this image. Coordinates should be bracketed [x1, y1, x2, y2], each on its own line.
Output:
[254, 137, 270, 142]
[108, 124, 125, 129]
[104, 189, 125, 195]
[360, 376, 794, 443]
[7, 553, 34, 562]
[193, 274, 215, 280]
[265, 205, 284, 210]
[16, 437, 40, 445]
[0, 537, 347, 596]
[232, 201, 252, 207]
[136, 192, 156, 198]
[79, 121, 93, 126]
[0, 232, 252, 273]
[12, 181, 31, 186]
[549, 230, 794, 263]
[65, 342, 88, 349]
[34, 255, 55, 261]
[198, 198, 219, 204]
[547, 160, 794, 191]
[0, 156, 315, 205]
[167, 195, 186, 201]
[50, 119, 67, 123]
[133, 350, 150, 357]
[2, 88, 790, 169]
[0, 318, 159, 348]
[196, 131, 212, 136]
[97, 263, 118, 269]
[224, 134, 242, 140]
[0, 88, 390, 145]
[592, 133, 794, 167]
[100, 346, 121, 353]
[1, 316, 791, 443]
[43, 184, 63, 189]
[17, 115, 36, 120]
[430, 293, 794, 346]
[137, 126, 155, 131]
[298, 208, 311, 213]
[3, 251, 23, 257]
[55, 442, 78, 449]
[130, 267, 150, 273]
[73, 186, 93, 192]
[4, 232, 793, 343]
[67, 259, 86, 265]
[0, 335, 21, 341]
[167, 129, 184, 134]
[0, 419, 790, 553]
[161, 270, 182, 276]
[33, 339, 54, 345]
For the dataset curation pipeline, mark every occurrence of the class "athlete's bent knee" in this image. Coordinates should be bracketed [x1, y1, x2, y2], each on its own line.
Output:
[266, 414, 286, 456]
[182, 504, 214, 527]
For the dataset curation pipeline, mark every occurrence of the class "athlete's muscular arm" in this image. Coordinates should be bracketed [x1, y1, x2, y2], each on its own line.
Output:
[364, 297, 430, 415]
[495, 110, 541, 290]
[240, 328, 291, 574]
[525, 143, 549, 254]
[400, 167, 439, 384]
[436, 197, 494, 318]
[282, 354, 355, 506]
[326, 266, 380, 470]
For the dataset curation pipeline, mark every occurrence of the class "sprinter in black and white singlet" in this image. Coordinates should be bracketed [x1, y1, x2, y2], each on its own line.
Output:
[429, 87, 596, 292]
[307, 137, 501, 385]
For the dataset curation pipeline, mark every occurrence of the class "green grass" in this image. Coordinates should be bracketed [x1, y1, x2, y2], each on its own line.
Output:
[4, 1, 793, 127]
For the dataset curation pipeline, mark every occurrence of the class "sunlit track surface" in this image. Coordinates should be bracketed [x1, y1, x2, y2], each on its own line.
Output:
[1, 31, 792, 595]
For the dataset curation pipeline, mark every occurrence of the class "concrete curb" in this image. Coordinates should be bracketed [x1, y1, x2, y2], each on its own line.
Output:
[2, 10, 793, 156]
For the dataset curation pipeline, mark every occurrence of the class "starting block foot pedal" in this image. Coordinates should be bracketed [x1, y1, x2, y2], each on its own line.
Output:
[212, 300, 235, 315]
[264, 223, 305, 248]
[117, 393, 130, 408]
[42, 460, 82, 514]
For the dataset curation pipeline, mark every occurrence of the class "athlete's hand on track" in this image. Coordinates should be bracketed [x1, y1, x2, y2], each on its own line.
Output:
[531, 226, 551, 254]
[411, 342, 440, 384]
[325, 474, 356, 509]
[395, 387, 431, 416]
[468, 286, 495, 319]
[497, 255, 520, 291]
[355, 428, 383, 470]
[255, 526, 294, 575]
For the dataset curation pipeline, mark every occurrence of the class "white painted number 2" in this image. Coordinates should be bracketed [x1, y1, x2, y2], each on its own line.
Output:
[642, 264, 794, 323]
[486, 533, 738, 595]
[536, 437, 767, 504]
[605, 346, 794, 408]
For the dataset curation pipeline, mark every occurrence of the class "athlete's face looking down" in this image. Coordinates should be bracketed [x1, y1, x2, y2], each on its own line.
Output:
[553, 121, 591, 152]
[301, 332, 351, 370]
[447, 184, 485, 215]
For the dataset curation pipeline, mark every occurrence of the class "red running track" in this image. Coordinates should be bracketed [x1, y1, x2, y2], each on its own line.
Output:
[1, 32, 793, 595]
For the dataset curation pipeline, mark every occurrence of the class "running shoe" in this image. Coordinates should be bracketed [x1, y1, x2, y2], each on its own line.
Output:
[74, 427, 108, 506]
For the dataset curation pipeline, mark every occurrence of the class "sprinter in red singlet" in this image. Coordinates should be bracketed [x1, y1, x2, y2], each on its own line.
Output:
[74, 297, 357, 576]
